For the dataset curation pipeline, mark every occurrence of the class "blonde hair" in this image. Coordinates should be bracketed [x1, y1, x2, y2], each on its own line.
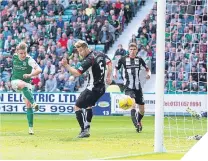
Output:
[74, 40, 88, 49]
[17, 42, 28, 52]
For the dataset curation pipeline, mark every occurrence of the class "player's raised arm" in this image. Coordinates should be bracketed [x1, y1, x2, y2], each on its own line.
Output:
[61, 58, 81, 77]
[140, 57, 151, 80]
[113, 56, 123, 79]
[105, 55, 112, 85]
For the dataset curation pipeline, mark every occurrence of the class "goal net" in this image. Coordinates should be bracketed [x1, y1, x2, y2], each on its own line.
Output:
[162, 0, 207, 152]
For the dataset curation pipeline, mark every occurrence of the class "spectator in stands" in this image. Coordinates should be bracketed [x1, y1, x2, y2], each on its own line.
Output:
[117, 10, 126, 31]
[26, 21, 37, 36]
[199, 67, 207, 86]
[70, 10, 78, 23]
[103, 20, 115, 40]
[55, 0, 65, 15]
[190, 66, 199, 82]
[50, 20, 58, 40]
[34, 81, 44, 92]
[96, 10, 107, 25]
[57, 74, 66, 91]
[63, 75, 76, 92]
[93, 21, 102, 36]
[138, 46, 148, 59]
[85, 3, 94, 16]
[0, 34, 4, 50]
[59, 0, 69, 9]
[129, 34, 137, 44]
[58, 33, 68, 48]
[51, 53, 59, 67]
[0, 54, 4, 74]
[0, 81, 6, 92]
[3, 55, 12, 75]
[79, 27, 90, 42]
[147, 22, 156, 35]
[55, 41, 64, 58]
[98, 25, 113, 52]
[124, 0, 133, 23]
[141, 0, 146, 6]
[43, 60, 56, 82]
[4, 35, 12, 52]
[4, 81, 13, 92]
[2, 26, 12, 40]
[111, 15, 121, 37]
[139, 33, 148, 47]
[114, 44, 126, 57]
[45, 74, 57, 92]
[55, 27, 62, 42]
[46, 0, 56, 15]
[88, 28, 98, 44]
[89, 8, 96, 23]
[32, 75, 41, 88]
[178, 82, 189, 92]
[57, 16, 64, 29]
[63, 22, 71, 36]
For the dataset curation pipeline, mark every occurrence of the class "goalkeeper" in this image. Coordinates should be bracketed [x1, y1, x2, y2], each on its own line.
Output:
[113, 43, 151, 133]
[11, 42, 42, 135]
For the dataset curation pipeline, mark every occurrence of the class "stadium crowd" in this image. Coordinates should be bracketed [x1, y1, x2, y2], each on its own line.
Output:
[0, 0, 144, 92]
[164, 0, 207, 93]
[113, 0, 207, 93]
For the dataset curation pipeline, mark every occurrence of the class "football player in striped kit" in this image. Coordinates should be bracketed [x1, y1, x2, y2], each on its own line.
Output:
[113, 42, 151, 133]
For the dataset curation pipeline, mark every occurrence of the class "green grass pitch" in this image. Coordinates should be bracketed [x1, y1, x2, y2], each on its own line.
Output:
[0, 114, 206, 160]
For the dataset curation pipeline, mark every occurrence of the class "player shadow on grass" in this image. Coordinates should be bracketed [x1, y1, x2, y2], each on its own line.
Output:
[59, 137, 90, 142]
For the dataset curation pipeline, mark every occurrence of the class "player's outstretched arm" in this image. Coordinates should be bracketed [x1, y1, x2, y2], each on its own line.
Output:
[140, 57, 151, 80]
[61, 58, 81, 77]
[113, 68, 118, 80]
[106, 61, 112, 85]
[146, 68, 151, 80]
[113, 56, 123, 79]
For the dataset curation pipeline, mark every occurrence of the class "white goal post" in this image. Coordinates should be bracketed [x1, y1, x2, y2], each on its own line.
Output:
[154, 0, 166, 152]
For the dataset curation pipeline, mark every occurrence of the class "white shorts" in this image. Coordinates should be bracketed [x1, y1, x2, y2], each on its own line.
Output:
[11, 79, 33, 92]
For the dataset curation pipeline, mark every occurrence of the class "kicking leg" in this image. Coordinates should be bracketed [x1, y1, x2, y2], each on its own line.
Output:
[11, 80, 38, 111]
[22, 86, 38, 111]
[24, 98, 34, 135]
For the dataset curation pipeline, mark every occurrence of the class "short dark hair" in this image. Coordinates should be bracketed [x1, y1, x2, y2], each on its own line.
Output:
[128, 42, 138, 49]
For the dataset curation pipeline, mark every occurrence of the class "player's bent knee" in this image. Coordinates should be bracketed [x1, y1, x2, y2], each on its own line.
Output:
[18, 81, 28, 89]
[11, 80, 28, 91]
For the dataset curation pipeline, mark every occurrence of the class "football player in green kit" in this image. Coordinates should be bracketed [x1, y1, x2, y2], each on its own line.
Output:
[11, 42, 42, 135]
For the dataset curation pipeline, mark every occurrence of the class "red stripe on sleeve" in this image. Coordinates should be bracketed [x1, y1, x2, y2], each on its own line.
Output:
[77, 69, 83, 74]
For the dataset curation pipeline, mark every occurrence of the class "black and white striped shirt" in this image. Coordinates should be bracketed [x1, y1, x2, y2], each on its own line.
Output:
[116, 56, 148, 90]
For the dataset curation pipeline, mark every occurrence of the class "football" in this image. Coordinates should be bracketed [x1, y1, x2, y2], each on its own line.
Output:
[118, 95, 134, 110]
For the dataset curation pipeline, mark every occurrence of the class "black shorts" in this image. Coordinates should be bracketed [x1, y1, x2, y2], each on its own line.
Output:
[124, 87, 145, 105]
[76, 86, 105, 108]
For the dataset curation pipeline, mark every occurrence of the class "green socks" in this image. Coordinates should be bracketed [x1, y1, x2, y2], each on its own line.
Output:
[27, 108, 33, 127]
[22, 87, 35, 104]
